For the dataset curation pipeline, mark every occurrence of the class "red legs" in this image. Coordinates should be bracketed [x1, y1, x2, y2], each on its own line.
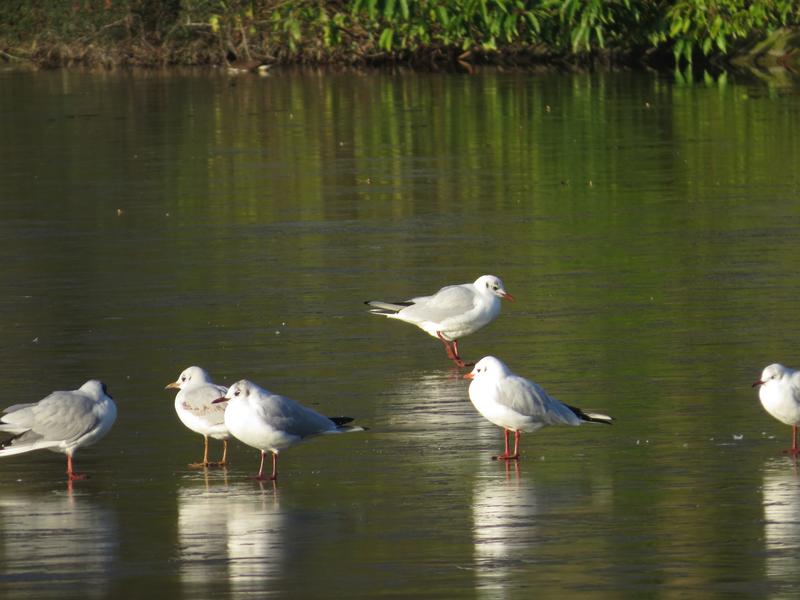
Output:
[784, 425, 800, 456]
[252, 450, 278, 481]
[436, 332, 459, 363]
[493, 429, 511, 460]
[436, 332, 472, 367]
[66, 455, 87, 481]
[493, 429, 520, 461]
[453, 340, 475, 367]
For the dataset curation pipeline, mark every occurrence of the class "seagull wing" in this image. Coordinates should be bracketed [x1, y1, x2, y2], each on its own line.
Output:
[253, 393, 336, 439]
[180, 384, 228, 425]
[0, 391, 99, 451]
[789, 371, 800, 405]
[400, 284, 476, 323]
[501, 375, 582, 426]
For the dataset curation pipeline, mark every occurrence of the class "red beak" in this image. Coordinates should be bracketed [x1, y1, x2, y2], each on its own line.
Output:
[463, 372, 474, 380]
[501, 292, 514, 302]
[752, 380, 764, 388]
[212, 397, 228, 404]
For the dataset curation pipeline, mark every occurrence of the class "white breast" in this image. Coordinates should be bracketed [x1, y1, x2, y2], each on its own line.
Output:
[760, 383, 800, 426]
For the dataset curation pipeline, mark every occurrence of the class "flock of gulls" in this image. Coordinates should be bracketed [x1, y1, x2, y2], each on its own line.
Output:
[0, 274, 798, 482]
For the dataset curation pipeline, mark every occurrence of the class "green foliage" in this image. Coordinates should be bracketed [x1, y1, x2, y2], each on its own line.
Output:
[557, 0, 678, 56]
[0, 0, 799, 67]
[346, 0, 552, 54]
[665, 0, 798, 65]
[226, 0, 800, 66]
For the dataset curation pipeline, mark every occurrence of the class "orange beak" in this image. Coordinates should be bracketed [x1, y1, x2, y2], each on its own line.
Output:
[501, 292, 514, 302]
[464, 372, 474, 379]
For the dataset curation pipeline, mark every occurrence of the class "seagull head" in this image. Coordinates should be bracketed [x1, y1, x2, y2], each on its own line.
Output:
[474, 275, 514, 302]
[165, 366, 211, 390]
[464, 356, 510, 380]
[212, 379, 253, 404]
[80, 379, 112, 400]
[753, 363, 790, 388]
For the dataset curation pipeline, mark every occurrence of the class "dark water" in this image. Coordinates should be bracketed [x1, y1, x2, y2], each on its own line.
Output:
[1, 66, 800, 598]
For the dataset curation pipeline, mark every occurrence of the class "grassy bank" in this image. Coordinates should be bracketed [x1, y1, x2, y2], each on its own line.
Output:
[1, 1, 799, 70]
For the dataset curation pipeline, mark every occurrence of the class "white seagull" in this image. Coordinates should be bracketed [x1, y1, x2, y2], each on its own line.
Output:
[0, 380, 117, 480]
[165, 366, 230, 467]
[366, 275, 514, 366]
[212, 379, 364, 481]
[465, 356, 613, 460]
[753, 363, 800, 455]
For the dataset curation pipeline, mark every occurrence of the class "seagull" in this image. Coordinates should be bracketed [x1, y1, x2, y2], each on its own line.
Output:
[212, 379, 364, 481]
[464, 356, 613, 460]
[366, 275, 514, 367]
[165, 366, 230, 468]
[0, 380, 117, 480]
[753, 363, 800, 455]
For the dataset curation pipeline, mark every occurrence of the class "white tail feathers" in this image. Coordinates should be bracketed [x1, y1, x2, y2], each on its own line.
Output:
[583, 412, 614, 424]
[0, 440, 62, 457]
[0, 425, 28, 436]
[324, 425, 367, 435]
[366, 301, 403, 312]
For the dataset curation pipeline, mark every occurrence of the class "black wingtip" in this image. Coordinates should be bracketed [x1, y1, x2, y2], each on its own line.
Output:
[0, 433, 22, 449]
[566, 404, 614, 425]
[329, 416, 355, 426]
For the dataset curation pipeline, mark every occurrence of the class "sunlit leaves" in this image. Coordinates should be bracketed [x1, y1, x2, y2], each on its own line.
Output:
[379, 27, 394, 51]
[184, 1, 800, 67]
[666, 0, 797, 66]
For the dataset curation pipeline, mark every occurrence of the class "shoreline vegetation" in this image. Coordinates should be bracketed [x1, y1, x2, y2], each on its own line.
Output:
[1, 1, 799, 74]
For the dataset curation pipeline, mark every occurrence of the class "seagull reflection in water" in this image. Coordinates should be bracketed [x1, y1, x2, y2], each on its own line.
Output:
[376, 369, 501, 462]
[0, 489, 117, 598]
[762, 458, 800, 590]
[382, 370, 476, 433]
[177, 476, 284, 597]
[471, 466, 537, 596]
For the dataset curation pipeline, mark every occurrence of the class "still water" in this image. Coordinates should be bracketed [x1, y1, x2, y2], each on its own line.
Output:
[0, 66, 799, 598]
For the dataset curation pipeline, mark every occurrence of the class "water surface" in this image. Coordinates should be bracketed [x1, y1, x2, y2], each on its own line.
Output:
[1, 66, 800, 598]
